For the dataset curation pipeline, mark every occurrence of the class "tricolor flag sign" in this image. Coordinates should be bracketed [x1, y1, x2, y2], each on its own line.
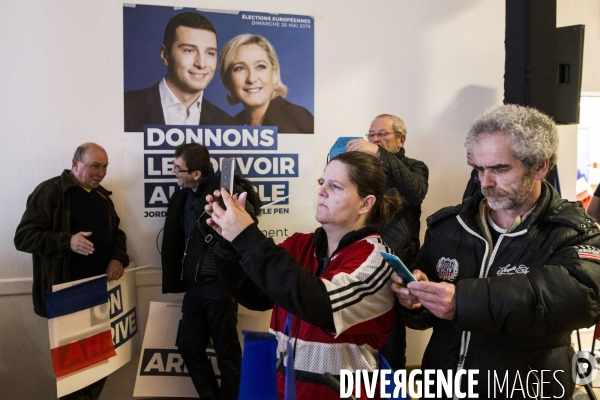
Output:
[46, 276, 116, 377]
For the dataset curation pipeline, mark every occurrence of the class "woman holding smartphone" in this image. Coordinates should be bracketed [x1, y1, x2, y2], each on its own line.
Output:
[205, 151, 402, 399]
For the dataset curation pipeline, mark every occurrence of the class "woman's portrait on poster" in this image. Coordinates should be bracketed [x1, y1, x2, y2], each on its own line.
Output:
[219, 34, 314, 134]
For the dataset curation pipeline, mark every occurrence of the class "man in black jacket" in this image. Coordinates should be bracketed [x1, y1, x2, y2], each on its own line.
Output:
[393, 104, 600, 399]
[14, 142, 129, 400]
[161, 143, 260, 400]
[346, 114, 429, 371]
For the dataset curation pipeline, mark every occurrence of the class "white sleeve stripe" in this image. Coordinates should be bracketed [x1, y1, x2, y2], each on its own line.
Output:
[328, 260, 390, 306]
[327, 244, 392, 306]
[328, 258, 389, 299]
[327, 242, 386, 294]
[330, 269, 391, 312]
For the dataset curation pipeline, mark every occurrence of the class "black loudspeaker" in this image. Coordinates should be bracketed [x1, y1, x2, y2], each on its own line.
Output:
[504, 0, 585, 124]
[555, 25, 585, 124]
[505, 0, 557, 117]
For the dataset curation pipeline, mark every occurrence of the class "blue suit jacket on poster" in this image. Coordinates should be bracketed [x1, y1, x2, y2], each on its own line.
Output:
[124, 82, 233, 132]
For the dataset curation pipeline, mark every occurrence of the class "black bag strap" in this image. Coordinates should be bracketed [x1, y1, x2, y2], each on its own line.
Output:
[195, 211, 217, 244]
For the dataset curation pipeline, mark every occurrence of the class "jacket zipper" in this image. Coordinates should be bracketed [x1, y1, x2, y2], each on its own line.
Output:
[453, 215, 527, 399]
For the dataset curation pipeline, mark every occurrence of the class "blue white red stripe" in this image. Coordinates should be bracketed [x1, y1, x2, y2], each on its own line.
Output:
[574, 245, 600, 262]
[46, 276, 116, 377]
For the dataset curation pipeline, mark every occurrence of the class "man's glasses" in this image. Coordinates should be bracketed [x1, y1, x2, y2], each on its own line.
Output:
[366, 131, 392, 140]
[172, 164, 194, 174]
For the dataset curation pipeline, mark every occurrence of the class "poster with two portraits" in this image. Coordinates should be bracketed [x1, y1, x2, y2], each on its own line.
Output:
[123, 4, 315, 270]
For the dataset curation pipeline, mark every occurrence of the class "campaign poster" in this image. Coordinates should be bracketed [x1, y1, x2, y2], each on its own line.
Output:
[52, 272, 138, 397]
[133, 302, 196, 398]
[133, 302, 265, 398]
[123, 4, 316, 268]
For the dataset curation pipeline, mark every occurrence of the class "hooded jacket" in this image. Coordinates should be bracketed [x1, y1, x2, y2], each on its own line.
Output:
[401, 181, 600, 398]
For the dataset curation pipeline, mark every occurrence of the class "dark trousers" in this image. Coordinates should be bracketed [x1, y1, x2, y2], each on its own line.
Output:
[381, 304, 407, 371]
[178, 280, 242, 400]
[59, 377, 106, 400]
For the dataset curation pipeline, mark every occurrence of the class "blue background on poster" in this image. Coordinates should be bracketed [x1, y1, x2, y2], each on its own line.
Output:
[123, 5, 314, 116]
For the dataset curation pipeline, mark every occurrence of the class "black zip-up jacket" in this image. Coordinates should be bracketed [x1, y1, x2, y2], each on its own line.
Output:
[401, 181, 600, 399]
[161, 171, 261, 293]
[378, 147, 428, 266]
[14, 170, 129, 317]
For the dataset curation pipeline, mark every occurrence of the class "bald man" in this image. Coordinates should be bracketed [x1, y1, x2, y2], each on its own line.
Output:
[15, 142, 128, 400]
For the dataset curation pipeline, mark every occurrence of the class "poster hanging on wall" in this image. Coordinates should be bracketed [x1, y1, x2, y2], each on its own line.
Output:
[123, 4, 316, 269]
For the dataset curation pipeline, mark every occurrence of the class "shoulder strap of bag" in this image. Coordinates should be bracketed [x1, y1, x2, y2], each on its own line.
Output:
[195, 211, 216, 244]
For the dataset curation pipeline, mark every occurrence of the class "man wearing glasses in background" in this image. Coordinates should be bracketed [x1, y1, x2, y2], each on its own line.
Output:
[346, 114, 429, 371]
[161, 143, 261, 400]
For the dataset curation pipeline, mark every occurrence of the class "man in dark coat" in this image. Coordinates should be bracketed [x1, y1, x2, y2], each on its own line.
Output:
[14, 142, 129, 400]
[161, 143, 260, 399]
[125, 12, 231, 132]
[346, 114, 429, 371]
[393, 104, 600, 399]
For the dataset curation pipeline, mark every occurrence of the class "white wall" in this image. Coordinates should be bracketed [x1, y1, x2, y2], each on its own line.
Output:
[0, 0, 542, 398]
[557, 124, 579, 200]
[0, 0, 506, 278]
[558, 0, 600, 198]
[557, 0, 600, 92]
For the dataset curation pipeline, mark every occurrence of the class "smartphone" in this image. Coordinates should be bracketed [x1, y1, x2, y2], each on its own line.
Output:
[219, 157, 235, 208]
[380, 252, 416, 283]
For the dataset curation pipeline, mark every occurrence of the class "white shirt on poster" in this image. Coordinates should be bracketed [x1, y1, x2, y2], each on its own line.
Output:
[159, 78, 203, 125]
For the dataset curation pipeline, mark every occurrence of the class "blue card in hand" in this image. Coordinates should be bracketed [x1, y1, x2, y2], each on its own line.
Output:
[329, 137, 361, 159]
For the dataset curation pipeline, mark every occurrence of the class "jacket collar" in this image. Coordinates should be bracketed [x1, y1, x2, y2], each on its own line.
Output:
[186, 168, 217, 197]
[313, 226, 379, 259]
[60, 169, 78, 193]
[60, 169, 111, 196]
[381, 146, 406, 159]
[459, 180, 560, 233]
[312, 226, 379, 277]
